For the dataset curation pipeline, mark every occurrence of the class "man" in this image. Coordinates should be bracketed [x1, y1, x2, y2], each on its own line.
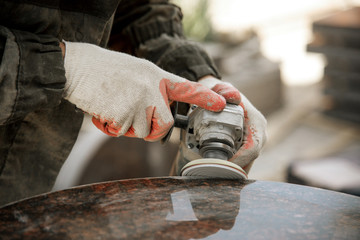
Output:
[0, 0, 266, 206]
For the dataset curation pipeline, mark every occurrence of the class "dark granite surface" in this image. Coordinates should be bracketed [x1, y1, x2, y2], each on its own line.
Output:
[0, 177, 359, 240]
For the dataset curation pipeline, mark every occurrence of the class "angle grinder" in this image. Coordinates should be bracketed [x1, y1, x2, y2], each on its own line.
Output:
[164, 103, 248, 180]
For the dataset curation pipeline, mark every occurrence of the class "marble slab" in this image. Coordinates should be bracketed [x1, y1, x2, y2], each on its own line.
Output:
[0, 177, 359, 239]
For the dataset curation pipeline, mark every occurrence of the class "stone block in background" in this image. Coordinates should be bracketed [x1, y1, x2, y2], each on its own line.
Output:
[307, 7, 360, 123]
[322, 68, 360, 123]
[285, 8, 360, 194]
[287, 141, 360, 196]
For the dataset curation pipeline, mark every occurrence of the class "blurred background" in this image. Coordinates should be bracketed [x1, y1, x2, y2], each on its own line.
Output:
[55, 0, 360, 196]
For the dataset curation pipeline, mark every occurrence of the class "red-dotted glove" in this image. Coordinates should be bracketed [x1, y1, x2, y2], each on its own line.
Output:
[198, 77, 267, 172]
[63, 42, 226, 141]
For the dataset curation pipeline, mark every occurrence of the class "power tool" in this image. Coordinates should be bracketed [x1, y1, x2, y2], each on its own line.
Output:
[165, 103, 248, 180]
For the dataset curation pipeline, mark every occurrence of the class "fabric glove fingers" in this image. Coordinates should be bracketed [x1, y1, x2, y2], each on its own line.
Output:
[231, 93, 267, 172]
[63, 41, 226, 141]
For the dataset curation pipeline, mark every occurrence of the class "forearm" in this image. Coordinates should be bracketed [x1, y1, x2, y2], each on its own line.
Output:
[111, 0, 221, 82]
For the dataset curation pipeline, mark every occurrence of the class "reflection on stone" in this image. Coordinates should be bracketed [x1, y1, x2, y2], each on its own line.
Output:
[166, 190, 198, 222]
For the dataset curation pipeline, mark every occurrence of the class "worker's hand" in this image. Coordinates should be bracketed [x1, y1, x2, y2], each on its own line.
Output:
[62, 42, 226, 141]
[198, 76, 267, 173]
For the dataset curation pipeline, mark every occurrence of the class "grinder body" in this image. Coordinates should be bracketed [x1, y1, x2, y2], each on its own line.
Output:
[177, 104, 248, 179]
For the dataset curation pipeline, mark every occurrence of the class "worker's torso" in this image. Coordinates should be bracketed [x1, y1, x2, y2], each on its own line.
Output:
[0, 0, 121, 45]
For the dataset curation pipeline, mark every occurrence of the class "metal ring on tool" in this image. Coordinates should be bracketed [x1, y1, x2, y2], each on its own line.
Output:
[199, 142, 235, 160]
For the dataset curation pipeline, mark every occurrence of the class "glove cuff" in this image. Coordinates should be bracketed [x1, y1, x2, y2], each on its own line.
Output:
[62, 40, 78, 99]
[62, 41, 102, 100]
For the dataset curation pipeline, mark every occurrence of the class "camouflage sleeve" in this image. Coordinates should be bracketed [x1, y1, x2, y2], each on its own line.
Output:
[0, 26, 65, 125]
[109, 0, 221, 82]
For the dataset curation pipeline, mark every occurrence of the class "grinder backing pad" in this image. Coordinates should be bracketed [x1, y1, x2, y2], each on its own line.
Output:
[181, 158, 248, 180]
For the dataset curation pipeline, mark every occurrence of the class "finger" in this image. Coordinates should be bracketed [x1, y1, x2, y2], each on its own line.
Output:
[162, 78, 226, 112]
[212, 83, 241, 104]
[92, 117, 119, 137]
[125, 106, 153, 138]
[123, 126, 137, 138]
[229, 125, 259, 169]
[242, 161, 255, 173]
[144, 107, 174, 142]
[239, 102, 248, 118]
[230, 148, 258, 172]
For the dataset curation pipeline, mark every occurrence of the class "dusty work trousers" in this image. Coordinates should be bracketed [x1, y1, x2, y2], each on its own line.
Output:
[0, 100, 83, 206]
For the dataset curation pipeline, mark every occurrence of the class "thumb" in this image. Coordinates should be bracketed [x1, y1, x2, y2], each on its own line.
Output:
[162, 78, 226, 112]
[211, 83, 241, 105]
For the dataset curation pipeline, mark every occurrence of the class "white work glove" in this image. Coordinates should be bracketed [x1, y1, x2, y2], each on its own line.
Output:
[176, 76, 267, 173]
[63, 41, 227, 141]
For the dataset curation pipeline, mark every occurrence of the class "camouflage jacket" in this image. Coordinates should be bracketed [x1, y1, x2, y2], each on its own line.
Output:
[0, 0, 220, 205]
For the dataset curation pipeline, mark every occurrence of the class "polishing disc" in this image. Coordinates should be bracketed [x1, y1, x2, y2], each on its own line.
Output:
[180, 158, 248, 180]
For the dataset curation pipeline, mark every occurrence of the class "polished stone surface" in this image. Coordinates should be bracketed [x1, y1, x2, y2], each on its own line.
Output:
[0, 177, 359, 239]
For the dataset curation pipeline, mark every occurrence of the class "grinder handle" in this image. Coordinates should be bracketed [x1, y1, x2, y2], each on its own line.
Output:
[161, 102, 189, 144]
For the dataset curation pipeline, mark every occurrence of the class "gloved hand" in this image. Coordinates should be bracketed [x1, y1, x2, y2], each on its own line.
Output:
[63, 42, 226, 141]
[174, 76, 267, 174]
